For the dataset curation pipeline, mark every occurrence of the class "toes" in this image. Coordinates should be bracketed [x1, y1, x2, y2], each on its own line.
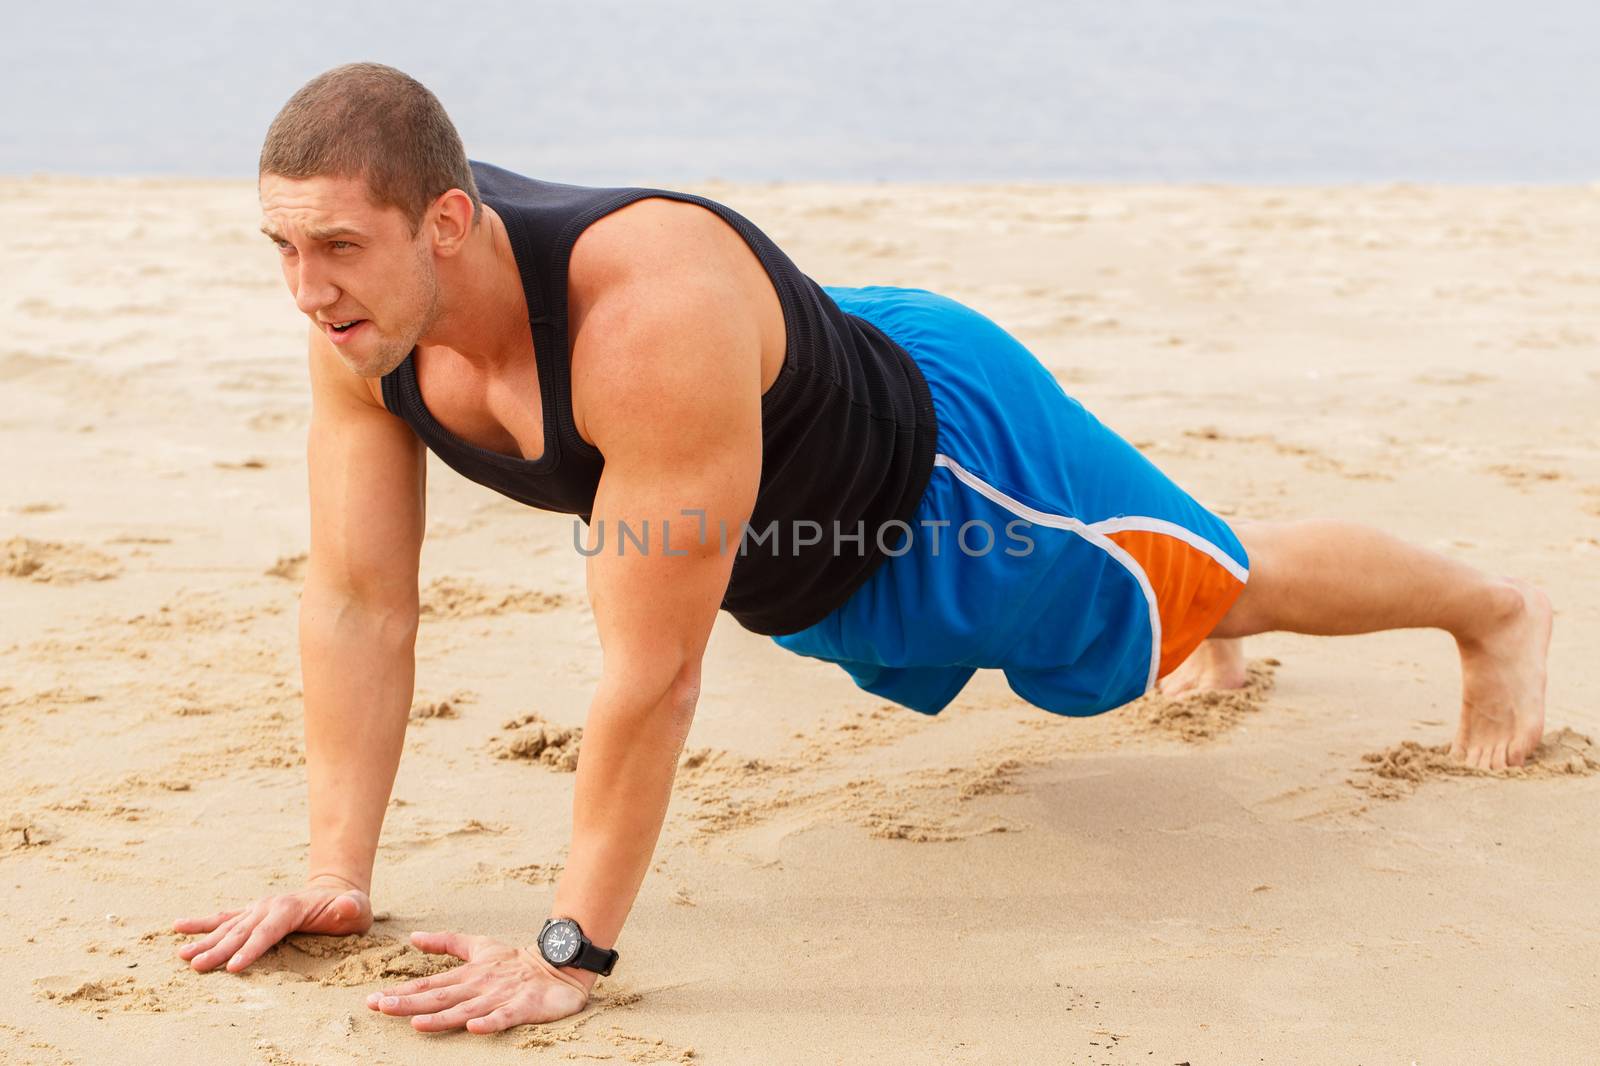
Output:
[1489, 741, 1509, 772]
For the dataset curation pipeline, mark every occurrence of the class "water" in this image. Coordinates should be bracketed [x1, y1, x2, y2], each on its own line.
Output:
[3, 0, 1596, 184]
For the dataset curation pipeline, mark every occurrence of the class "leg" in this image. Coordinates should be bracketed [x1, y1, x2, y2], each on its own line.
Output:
[1172, 518, 1551, 770]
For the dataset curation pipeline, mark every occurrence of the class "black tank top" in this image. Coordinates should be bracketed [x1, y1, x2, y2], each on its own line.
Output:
[381, 160, 936, 636]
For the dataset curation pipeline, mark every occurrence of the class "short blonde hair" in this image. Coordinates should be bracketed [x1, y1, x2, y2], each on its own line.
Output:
[259, 62, 480, 235]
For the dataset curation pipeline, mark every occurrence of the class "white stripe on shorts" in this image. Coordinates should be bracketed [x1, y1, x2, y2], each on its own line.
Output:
[932, 452, 1162, 693]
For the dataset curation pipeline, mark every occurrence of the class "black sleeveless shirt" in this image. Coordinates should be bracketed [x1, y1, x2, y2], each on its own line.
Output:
[380, 160, 936, 636]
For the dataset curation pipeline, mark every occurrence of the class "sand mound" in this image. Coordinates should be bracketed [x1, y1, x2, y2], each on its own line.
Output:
[3, 536, 120, 583]
[35, 974, 174, 1012]
[5, 814, 56, 850]
[492, 713, 582, 771]
[409, 689, 475, 722]
[1132, 658, 1279, 741]
[232, 933, 464, 988]
[264, 553, 306, 581]
[1349, 726, 1599, 798]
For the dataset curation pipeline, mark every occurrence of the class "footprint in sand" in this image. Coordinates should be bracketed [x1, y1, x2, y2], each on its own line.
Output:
[1348, 726, 1600, 799]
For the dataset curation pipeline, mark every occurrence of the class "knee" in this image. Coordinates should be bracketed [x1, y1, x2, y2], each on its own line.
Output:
[1207, 520, 1279, 639]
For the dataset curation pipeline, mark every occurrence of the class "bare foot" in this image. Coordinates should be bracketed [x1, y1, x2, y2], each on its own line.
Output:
[1452, 578, 1552, 770]
[1158, 637, 1248, 697]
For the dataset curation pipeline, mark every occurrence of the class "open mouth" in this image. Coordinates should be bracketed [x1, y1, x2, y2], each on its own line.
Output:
[325, 318, 368, 343]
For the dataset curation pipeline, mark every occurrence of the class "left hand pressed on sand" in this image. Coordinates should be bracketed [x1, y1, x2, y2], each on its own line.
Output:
[366, 930, 592, 1033]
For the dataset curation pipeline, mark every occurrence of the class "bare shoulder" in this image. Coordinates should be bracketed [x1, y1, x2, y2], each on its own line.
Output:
[572, 194, 757, 344]
[569, 195, 745, 299]
[566, 195, 769, 453]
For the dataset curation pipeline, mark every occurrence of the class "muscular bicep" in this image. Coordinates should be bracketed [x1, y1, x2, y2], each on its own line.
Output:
[305, 324, 426, 606]
[580, 279, 764, 697]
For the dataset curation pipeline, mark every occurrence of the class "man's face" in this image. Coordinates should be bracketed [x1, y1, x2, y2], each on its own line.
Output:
[258, 172, 440, 378]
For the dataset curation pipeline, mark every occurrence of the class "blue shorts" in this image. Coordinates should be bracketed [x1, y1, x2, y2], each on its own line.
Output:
[771, 285, 1251, 717]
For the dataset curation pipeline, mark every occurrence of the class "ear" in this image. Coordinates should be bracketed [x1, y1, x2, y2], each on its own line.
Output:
[425, 187, 478, 256]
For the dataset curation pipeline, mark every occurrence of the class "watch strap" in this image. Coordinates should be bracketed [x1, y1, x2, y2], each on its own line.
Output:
[573, 938, 619, 977]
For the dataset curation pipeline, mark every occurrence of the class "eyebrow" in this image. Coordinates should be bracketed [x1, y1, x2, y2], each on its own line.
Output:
[259, 222, 367, 242]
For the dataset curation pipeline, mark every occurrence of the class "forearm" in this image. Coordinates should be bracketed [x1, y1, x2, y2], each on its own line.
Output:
[299, 580, 419, 893]
[549, 673, 697, 982]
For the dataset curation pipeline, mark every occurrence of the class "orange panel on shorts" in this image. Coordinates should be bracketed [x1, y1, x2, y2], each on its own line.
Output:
[1104, 529, 1247, 679]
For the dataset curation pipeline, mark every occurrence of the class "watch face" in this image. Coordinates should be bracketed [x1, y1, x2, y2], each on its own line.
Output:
[541, 920, 581, 965]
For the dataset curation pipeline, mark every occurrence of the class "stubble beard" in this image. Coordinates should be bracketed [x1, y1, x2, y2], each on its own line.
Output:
[357, 245, 442, 379]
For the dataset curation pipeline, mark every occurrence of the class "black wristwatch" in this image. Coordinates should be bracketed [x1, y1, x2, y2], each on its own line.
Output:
[537, 917, 619, 977]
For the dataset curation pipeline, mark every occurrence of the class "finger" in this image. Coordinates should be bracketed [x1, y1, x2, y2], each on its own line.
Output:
[224, 910, 295, 972]
[376, 981, 483, 1018]
[409, 930, 479, 961]
[190, 912, 261, 972]
[367, 966, 471, 1007]
[466, 1004, 524, 1034]
[178, 913, 245, 961]
[411, 993, 501, 1033]
[173, 909, 243, 935]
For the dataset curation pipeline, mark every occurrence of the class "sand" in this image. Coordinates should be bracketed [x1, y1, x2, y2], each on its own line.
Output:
[1, 175, 1597, 1064]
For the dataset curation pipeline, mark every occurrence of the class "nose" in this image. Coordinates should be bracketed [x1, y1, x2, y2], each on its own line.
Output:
[289, 257, 340, 317]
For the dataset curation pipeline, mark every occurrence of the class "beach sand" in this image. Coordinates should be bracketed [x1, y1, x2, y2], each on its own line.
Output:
[2, 175, 1597, 1064]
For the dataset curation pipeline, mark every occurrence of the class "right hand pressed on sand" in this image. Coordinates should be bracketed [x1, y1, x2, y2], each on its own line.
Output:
[173, 877, 373, 973]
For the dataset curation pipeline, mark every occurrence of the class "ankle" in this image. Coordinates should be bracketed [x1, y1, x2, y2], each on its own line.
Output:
[1454, 579, 1525, 650]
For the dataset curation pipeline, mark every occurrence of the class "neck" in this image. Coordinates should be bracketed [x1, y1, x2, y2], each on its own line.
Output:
[416, 203, 529, 371]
